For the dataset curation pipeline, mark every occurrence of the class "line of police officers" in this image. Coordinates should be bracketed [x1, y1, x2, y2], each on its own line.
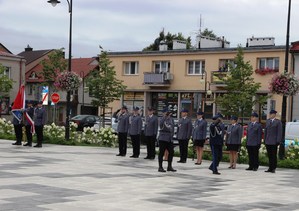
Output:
[12, 101, 46, 148]
[115, 106, 282, 174]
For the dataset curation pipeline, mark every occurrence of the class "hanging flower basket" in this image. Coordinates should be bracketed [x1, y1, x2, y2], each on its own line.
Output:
[269, 73, 299, 96]
[54, 71, 82, 91]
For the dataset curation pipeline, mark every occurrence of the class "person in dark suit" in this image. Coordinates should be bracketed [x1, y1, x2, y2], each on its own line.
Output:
[144, 107, 158, 160]
[264, 109, 282, 173]
[12, 112, 23, 146]
[177, 108, 192, 163]
[24, 101, 34, 147]
[116, 106, 129, 156]
[128, 107, 142, 158]
[226, 116, 243, 169]
[246, 112, 262, 171]
[158, 108, 176, 172]
[33, 101, 46, 148]
[192, 111, 207, 165]
[209, 115, 225, 175]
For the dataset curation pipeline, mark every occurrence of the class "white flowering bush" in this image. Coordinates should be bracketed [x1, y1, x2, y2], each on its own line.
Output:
[0, 118, 14, 135]
[98, 127, 117, 147]
[44, 123, 65, 140]
[79, 127, 100, 144]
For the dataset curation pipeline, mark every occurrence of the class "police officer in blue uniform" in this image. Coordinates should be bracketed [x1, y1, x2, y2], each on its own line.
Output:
[158, 108, 176, 172]
[33, 101, 46, 148]
[128, 107, 142, 158]
[264, 110, 282, 173]
[116, 106, 129, 156]
[209, 115, 225, 175]
[177, 108, 192, 163]
[226, 116, 243, 169]
[24, 100, 34, 147]
[246, 112, 262, 171]
[12, 110, 23, 146]
[192, 111, 207, 165]
[144, 107, 158, 160]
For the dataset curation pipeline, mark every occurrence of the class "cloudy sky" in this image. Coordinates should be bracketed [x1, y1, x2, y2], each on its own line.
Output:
[1, 0, 298, 58]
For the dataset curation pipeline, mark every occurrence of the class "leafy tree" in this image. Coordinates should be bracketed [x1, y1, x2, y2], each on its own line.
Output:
[143, 30, 192, 51]
[0, 63, 13, 93]
[201, 28, 217, 38]
[216, 47, 266, 123]
[86, 51, 127, 127]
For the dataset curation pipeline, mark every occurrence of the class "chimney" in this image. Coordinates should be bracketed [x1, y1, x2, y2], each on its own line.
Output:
[25, 44, 33, 52]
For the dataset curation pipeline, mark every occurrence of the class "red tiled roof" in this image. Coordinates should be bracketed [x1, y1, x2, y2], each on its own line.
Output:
[0, 50, 24, 59]
[290, 41, 299, 52]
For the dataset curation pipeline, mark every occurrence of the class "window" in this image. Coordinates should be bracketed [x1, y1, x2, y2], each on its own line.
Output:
[1, 66, 11, 78]
[219, 59, 234, 72]
[258, 58, 279, 70]
[153, 61, 170, 73]
[27, 84, 33, 96]
[124, 62, 139, 75]
[187, 60, 205, 75]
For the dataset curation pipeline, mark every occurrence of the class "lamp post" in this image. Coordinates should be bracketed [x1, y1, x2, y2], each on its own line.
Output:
[279, 0, 292, 159]
[47, 0, 72, 140]
[200, 72, 211, 112]
[80, 71, 85, 110]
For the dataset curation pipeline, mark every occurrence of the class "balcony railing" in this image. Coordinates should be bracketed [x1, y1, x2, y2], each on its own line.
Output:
[144, 72, 173, 86]
[211, 71, 229, 86]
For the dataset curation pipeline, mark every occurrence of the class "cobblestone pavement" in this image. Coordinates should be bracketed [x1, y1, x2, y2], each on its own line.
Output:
[1, 139, 299, 211]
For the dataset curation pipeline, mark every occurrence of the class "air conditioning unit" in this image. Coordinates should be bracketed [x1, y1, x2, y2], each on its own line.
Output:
[164, 72, 173, 80]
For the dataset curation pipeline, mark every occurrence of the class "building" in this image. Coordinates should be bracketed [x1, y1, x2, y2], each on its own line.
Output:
[0, 43, 25, 119]
[290, 41, 299, 121]
[107, 37, 291, 122]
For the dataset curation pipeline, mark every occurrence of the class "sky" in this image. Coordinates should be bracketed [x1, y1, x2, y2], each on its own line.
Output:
[1, 0, 299, 58]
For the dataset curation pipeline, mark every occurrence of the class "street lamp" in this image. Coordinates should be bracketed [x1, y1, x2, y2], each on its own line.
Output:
[279, 0, 292, 159]
[47, 0, 72, 140]
[200, 72, 211, 112]
[80, 71, 85, 108]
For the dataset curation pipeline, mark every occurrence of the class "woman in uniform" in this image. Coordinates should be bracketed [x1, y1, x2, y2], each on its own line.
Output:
[192, 111, 207, 165]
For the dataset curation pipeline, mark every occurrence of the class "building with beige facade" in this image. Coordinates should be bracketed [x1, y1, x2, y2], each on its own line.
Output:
[107, 38, 292, 122]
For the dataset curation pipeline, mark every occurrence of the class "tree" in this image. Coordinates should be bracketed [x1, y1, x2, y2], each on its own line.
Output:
[201, 28, 217, 38]
[86, 51, 127, 127]
[216, 47, 266, 123]
[143, 29, 192, 51]
[0, 63, 13, 93]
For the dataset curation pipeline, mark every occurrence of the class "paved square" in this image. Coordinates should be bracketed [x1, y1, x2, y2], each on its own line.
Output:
[1, 139, 299, 211]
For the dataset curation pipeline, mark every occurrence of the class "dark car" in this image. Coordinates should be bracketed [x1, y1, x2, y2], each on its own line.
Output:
[70, 115, 101, 131]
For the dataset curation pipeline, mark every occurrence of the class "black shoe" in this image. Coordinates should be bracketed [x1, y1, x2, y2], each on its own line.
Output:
[246, 168, 253, 171]
[265, 169, 272, 173]
[167, 167, 177, 172]
[177, 160, 186, 163]
[271, 170, 276, 173]
[144, 157, 150, 159]
[158, 167, 166, 172]
[23, 143, 32, 147]
[195, 162, 202, 165]
[209, 166, 213, 171]
[116, 154, 122, 156]
[33, 145, 42, 148]
[12, 142, 22, 145]
[130, 155, 136, 158]
[149, 157, 155, 160]
[213, 171, 221, 175]
[253, 168, 258, 171]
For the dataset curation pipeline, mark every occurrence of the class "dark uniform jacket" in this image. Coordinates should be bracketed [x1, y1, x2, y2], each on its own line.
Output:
[25, 107, 34, 126]
[246, 122, 262, 146]
[226, 124, 243, 145]
[33, 108, 46, 126]
[117, 113, 129, 133]
[128, 114, 142, 136]
[209, 122, 224, 145]
[264, 118, 282, 145]
[144, 115, 158, 137]
[192, 119, 207, 140]
[158, 116, 174, 142]
[177, 117, 192, 140]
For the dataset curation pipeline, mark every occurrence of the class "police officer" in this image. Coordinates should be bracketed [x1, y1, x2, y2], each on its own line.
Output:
[226, 116, 243, 169]
[177, 108, 192, 163]
[128, 107, 142, 158]
[12, 110, 23, 146]
[246, 112, 262, 171]
[116, 106, 129, 156]
[192, 111, 207, 165]
[24, 100, 34, 147]
[158, 108, 176, 172]
[144, 107, 158, 160]
[33, 101, 46, 148]
[209, 115, 225, 175]
[264, 110, 282, 173]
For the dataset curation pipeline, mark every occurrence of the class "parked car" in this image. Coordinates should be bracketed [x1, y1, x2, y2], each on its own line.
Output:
[70, 115, 101, 131]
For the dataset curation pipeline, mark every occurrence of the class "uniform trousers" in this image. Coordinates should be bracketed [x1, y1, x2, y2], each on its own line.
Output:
[246, 145, 260, 169]
[178, 139, 189, 162]
[14, 124, 23, 144]
[25, 125, 33, 145]
[145, 135, 156, 159]
[158, 141, 174, 167]
[35, 125, 44, 146]
[118, 132, 127, 156]
[209, 144, 223, 173]
[130, 134, 140, 157]
[266, 144, 278, 171]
